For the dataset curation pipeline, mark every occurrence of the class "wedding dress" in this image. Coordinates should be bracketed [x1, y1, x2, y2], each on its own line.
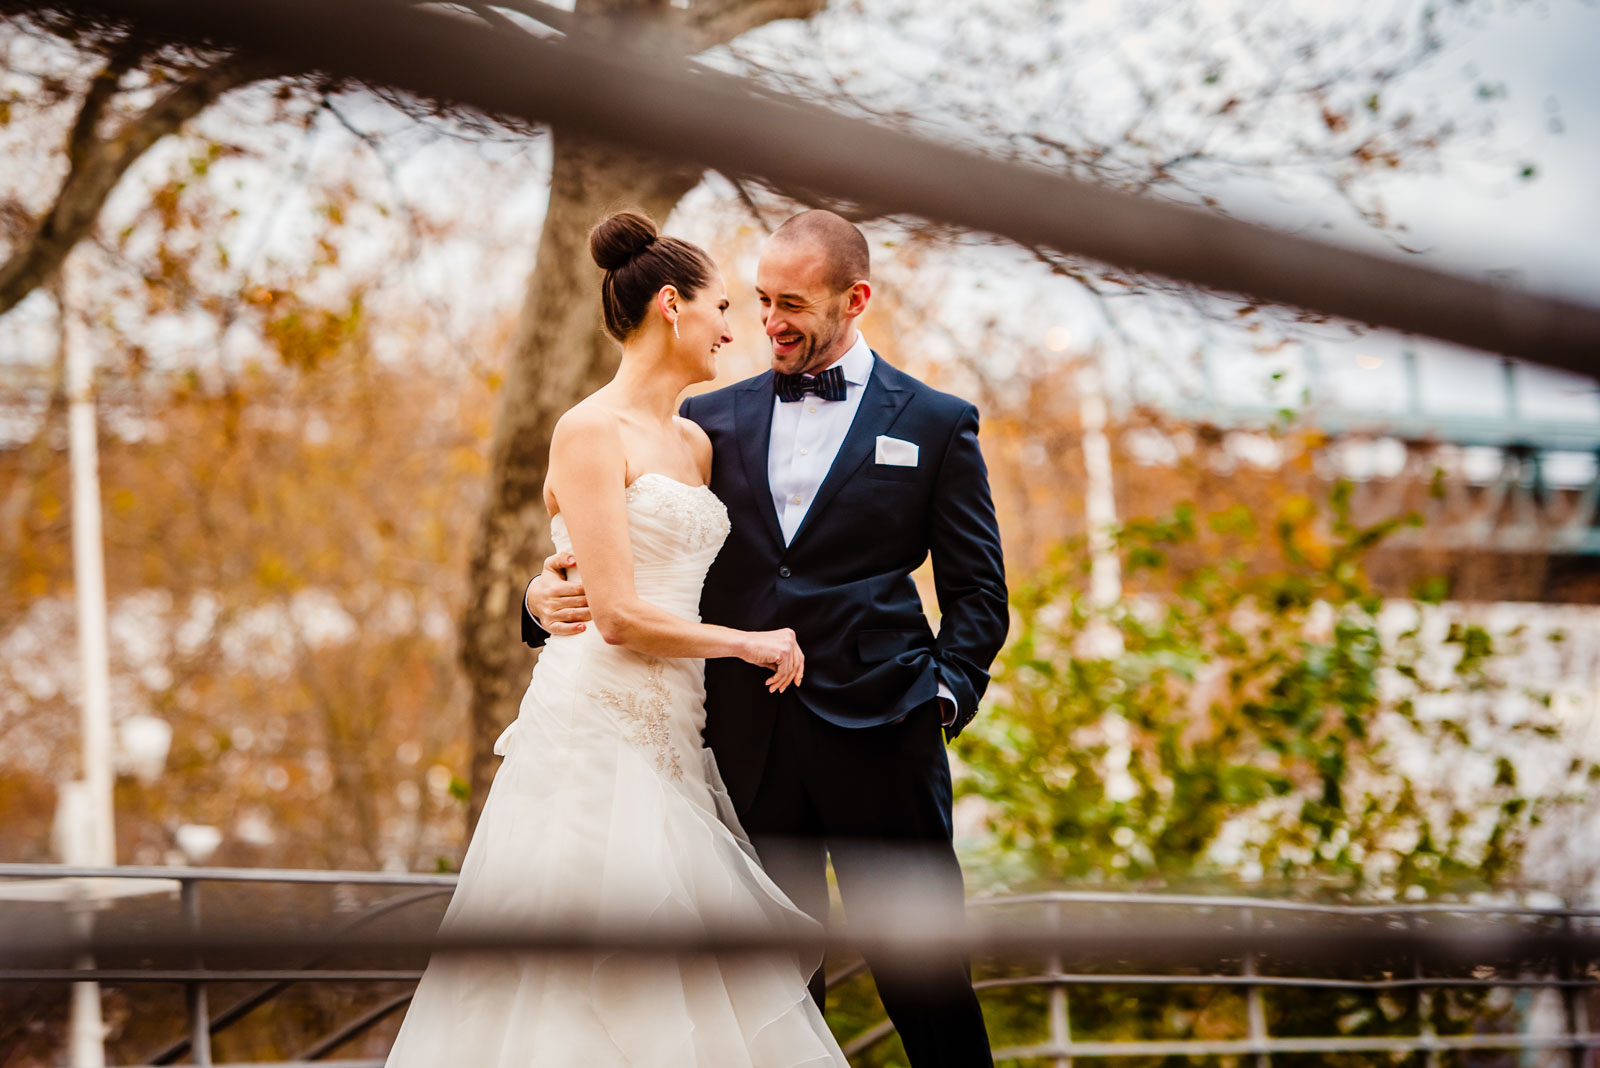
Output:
[385, 473, 848, 1067]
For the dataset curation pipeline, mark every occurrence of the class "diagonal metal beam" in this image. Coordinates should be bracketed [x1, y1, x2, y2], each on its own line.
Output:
[18, 0, 1600, 374]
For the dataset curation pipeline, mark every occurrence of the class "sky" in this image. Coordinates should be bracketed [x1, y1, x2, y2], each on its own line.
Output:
[1322, 0, 1600, 302]
[1214, 0, 1600, 420]
[748, 0, 1600, 475]
[2, 0, 1596, 449]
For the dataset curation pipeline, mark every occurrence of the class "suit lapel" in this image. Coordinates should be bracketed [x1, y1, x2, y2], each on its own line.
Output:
[733, 372, 786, 551]
[788, 353, 912, 550]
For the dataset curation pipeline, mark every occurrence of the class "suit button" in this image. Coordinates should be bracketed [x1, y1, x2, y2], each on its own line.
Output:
[778, 567, 792, 578]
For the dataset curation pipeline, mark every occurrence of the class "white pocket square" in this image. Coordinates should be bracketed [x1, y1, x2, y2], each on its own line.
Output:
[875, 435, 919, 467]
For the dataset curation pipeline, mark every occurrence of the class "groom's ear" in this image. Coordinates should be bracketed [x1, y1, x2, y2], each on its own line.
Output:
[844, 280, 872, 319]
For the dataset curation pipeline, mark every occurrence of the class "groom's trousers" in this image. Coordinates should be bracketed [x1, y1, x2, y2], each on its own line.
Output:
[738, 694, 994, 1068]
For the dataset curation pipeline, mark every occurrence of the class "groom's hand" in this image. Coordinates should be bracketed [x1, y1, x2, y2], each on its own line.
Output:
[525, 552, 591, 636]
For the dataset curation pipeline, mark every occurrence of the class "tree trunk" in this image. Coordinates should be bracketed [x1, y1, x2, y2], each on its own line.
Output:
[455, 0, 825, 832]
[458, 129, 701, 828]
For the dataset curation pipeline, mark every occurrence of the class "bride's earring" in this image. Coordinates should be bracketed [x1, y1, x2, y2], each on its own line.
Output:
[672, 317, 680, 340]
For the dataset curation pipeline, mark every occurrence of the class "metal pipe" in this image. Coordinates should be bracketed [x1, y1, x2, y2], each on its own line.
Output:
[1046, 900, 1072, 1068]
[6, 865, 1596, 916]
[182, 879, 213, 1066]
[1243, 908, 1270, 1068]
[8, 915, 1598, 972]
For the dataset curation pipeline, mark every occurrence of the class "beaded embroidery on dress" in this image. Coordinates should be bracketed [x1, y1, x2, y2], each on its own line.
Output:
[385, 473, 847, 1068]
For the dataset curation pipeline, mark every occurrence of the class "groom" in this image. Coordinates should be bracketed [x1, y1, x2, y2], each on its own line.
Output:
[523, 209, 1008, 1066]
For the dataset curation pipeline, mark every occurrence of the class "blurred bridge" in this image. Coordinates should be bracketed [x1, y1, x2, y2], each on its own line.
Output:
[1152, 347, 1600, 559]
[3, 863, 1598, 1066]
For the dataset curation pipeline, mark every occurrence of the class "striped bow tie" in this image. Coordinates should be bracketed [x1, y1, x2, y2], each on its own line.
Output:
[774, 365, 847, 403]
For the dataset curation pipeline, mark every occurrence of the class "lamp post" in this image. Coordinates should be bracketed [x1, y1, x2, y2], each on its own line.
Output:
[64, 269, 116, 869]
[63, 261, 115, 1067]
[0, 272, 182, 1067]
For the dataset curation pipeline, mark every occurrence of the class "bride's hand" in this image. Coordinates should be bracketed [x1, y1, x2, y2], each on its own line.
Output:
[527, 552, 590, 636]
[738, 629, 804, 693]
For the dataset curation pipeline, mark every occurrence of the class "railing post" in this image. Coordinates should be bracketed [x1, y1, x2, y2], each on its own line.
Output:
[1561, 911, 1589, 1068]
[1047, 901, 1072, 1068]
[1242, 907, 1270, 1068]
[1411, 912, 1440, 1068]
[68, 900, 106, 1068]
[182, 878, 213, 1066]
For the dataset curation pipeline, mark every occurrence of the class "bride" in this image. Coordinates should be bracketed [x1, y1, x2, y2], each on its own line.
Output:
[384, 212, 849, 1067]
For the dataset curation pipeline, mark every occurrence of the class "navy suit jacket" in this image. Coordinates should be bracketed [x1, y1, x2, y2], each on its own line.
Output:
[523, 354, 1009, 808]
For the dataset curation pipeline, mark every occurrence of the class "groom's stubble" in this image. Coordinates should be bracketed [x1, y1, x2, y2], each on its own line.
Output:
[774, 297, 852, 376]
[756, 234, 865, 377]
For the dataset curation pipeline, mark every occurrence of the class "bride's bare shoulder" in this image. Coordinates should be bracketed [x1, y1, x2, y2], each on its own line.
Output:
[553, 401, 622, 448]
[546, 404, 626, 513]
[673, 415, 712, 481]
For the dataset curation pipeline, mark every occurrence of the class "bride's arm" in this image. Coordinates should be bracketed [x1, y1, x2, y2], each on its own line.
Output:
[547, 408, 803, 691]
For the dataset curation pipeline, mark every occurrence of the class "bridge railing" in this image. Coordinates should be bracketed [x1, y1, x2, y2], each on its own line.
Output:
[3, 863, 1598, 1066]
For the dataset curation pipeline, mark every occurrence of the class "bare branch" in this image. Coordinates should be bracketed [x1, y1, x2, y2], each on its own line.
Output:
[0, 49, 285, 318]
[688, 0, 824, 50]
[66, 33, 149, 167]
[726, 176, 774, 232]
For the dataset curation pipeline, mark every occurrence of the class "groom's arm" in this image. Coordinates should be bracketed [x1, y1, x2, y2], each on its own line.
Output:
[521, 579, 550, 649]
[927, 403, 1010, 739]
[522, 552, 590, 649]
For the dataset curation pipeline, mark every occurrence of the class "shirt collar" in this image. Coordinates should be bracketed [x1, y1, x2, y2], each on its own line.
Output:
[820, 331, 873, 387]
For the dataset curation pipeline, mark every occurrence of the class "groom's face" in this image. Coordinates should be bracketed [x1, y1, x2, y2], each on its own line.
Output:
[755, 238, 854, 377]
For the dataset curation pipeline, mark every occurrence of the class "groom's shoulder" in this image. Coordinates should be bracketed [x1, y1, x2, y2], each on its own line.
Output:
[681, 371, 767, 418]
[874, 354, 977, 422]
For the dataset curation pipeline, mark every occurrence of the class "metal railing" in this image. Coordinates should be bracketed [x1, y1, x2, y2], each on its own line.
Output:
[915, 892, 1600, 1065]
[4, 863, 1599, 1066]
[0, 864, 454, 1068]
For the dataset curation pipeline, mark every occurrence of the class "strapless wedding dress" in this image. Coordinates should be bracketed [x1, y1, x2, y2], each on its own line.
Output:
[385, 473, 847, 1067]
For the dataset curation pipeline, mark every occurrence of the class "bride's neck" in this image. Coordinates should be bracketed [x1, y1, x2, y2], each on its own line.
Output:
[609, 343, 692, 424]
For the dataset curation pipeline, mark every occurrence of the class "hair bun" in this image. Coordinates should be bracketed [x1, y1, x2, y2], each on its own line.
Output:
[589, 211, 659, 272]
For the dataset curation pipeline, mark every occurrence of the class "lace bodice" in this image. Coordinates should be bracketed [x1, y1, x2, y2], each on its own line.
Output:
[549, 472, 730, 619]
[620, 472, 731, 554]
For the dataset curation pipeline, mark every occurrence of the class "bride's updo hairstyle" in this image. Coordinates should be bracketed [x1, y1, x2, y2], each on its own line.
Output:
[590, 211, 715, 343]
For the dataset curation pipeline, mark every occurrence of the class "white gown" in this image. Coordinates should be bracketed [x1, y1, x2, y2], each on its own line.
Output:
[385, 473, 849, 1068]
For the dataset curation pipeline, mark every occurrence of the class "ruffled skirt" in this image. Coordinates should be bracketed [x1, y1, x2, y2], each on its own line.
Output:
[384, 651, 846, 1067]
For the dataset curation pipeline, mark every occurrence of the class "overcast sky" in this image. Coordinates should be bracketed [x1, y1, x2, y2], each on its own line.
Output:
[808, 0, 1600, 433]
[3, 0, 1594, 441]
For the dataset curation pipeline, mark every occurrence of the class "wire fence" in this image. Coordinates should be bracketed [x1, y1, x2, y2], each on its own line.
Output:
[4, 863, 1599, 1066]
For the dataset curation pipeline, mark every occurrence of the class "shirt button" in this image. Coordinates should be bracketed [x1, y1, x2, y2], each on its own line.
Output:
[779, 566, 792, 578]
[791, 494, 803, 505]
[799, 447, 808, 455]
[807, 406, 816, 413]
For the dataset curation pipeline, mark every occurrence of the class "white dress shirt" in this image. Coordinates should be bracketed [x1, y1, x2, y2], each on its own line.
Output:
[768, 331, 874, 545]
[766, 332, 957, 721]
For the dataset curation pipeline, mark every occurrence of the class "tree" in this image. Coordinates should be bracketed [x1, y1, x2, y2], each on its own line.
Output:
[4, 0, 1547, 817]
[957, 489, 1589, 897]
[456, 0, 824, 825]
[814, 495, 1597, 1063]
[0, 12, 288, 316]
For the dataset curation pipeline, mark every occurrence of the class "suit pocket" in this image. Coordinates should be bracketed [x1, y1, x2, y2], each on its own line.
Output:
[865, 461, 922, 483]
[857, 628, 927, 663]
